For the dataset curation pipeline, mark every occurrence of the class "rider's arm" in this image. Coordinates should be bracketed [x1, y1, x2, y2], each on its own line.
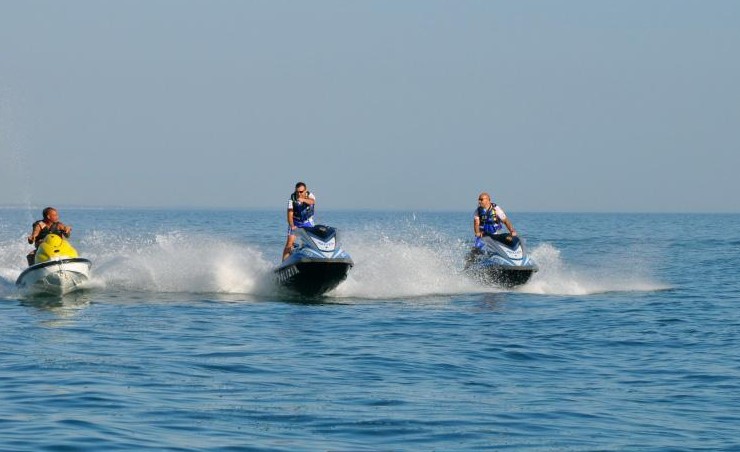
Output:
[502, 218, 517, 237]
[473, 217, 481, 237]
[59, 222, 72, 237]
[27, 223, 42, 244]
[301, 192, 316, 205]
[287, 209, 295, 229]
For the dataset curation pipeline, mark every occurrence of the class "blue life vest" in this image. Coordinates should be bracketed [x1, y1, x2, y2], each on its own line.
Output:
[291, 192, 314, 226]
[477, 204, 501, 235]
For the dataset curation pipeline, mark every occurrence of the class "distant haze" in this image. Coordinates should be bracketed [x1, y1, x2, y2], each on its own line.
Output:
[1, 1, 738, 212]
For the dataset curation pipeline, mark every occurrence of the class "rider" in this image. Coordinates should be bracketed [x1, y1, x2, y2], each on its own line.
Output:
[282, 182, 316, 261]
[26, 207, 73, 265]
[473, 192, 517, 240]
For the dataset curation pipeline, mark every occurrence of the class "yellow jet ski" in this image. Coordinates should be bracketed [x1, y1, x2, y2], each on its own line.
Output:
[16, 233, 92, 296]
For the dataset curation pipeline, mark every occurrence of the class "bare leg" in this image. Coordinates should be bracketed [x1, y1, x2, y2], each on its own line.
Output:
[282, 234, 296, 261]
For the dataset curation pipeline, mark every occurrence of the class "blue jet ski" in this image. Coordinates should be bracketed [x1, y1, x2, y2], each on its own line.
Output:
[464, 233, 538, 288]
[274, 225, 353, 296]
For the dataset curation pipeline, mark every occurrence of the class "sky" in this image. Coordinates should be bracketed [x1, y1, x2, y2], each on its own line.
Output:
[1, 0, 739, 212]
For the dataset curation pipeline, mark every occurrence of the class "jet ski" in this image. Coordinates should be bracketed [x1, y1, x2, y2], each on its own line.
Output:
[275, 225, 353, 296]
[16, 233, 92, 296]
[464, 233, 538, 288]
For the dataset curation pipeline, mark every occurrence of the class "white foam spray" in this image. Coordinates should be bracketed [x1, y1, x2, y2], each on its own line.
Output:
[0, 223, 669, 300]
[0, 233, 32, 298]
[520, 243, 670, 296]
[83, 231, 276, 295]
[331, 227, 492, 299]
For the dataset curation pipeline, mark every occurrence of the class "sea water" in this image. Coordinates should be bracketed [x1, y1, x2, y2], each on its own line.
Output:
[1, 208, 739, 450]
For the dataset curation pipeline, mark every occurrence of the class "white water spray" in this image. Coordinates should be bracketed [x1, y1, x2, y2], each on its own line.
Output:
[521, 243, 670, 295]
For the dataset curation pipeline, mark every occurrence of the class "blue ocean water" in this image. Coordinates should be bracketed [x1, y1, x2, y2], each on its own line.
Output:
[1, 208, 739, 450]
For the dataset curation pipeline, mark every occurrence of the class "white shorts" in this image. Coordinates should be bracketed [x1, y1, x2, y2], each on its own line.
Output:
[286, 223, 313, 237]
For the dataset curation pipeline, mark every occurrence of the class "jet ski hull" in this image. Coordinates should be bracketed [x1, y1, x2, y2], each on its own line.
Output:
[275, 258, 353, 297]
[16, 258, 92, 296]
[466, 263, 538, 288]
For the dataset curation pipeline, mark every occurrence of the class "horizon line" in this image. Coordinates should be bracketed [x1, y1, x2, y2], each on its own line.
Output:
[1, 204, 739, 215]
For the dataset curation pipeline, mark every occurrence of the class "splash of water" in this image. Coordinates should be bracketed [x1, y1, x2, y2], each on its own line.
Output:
[0, 224, 669, 300]
[520, 243, 670, 296]
[84, 231, 276, 295]
[332, 229, 491, 299]
[0, 233, 31, 298]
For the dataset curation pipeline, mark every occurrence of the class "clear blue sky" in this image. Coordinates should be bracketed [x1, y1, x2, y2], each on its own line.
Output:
[1, 1, 738, 212]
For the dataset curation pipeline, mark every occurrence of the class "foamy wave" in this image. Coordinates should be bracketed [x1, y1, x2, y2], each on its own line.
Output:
[331, 231, 490, 299]
[0, 236, 31, 298]
[0, 272, 18, 299]
[84, 231, 276, 295]
[1, 227, 670, 300]
[519, 243, 670, 295]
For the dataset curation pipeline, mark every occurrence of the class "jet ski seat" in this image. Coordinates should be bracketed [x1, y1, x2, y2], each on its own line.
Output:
[486, 233, 520, 248]
[304, 225, 336, 241]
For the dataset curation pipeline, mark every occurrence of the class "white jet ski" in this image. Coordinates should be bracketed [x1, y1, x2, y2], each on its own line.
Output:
[16, 234, 92, 296]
